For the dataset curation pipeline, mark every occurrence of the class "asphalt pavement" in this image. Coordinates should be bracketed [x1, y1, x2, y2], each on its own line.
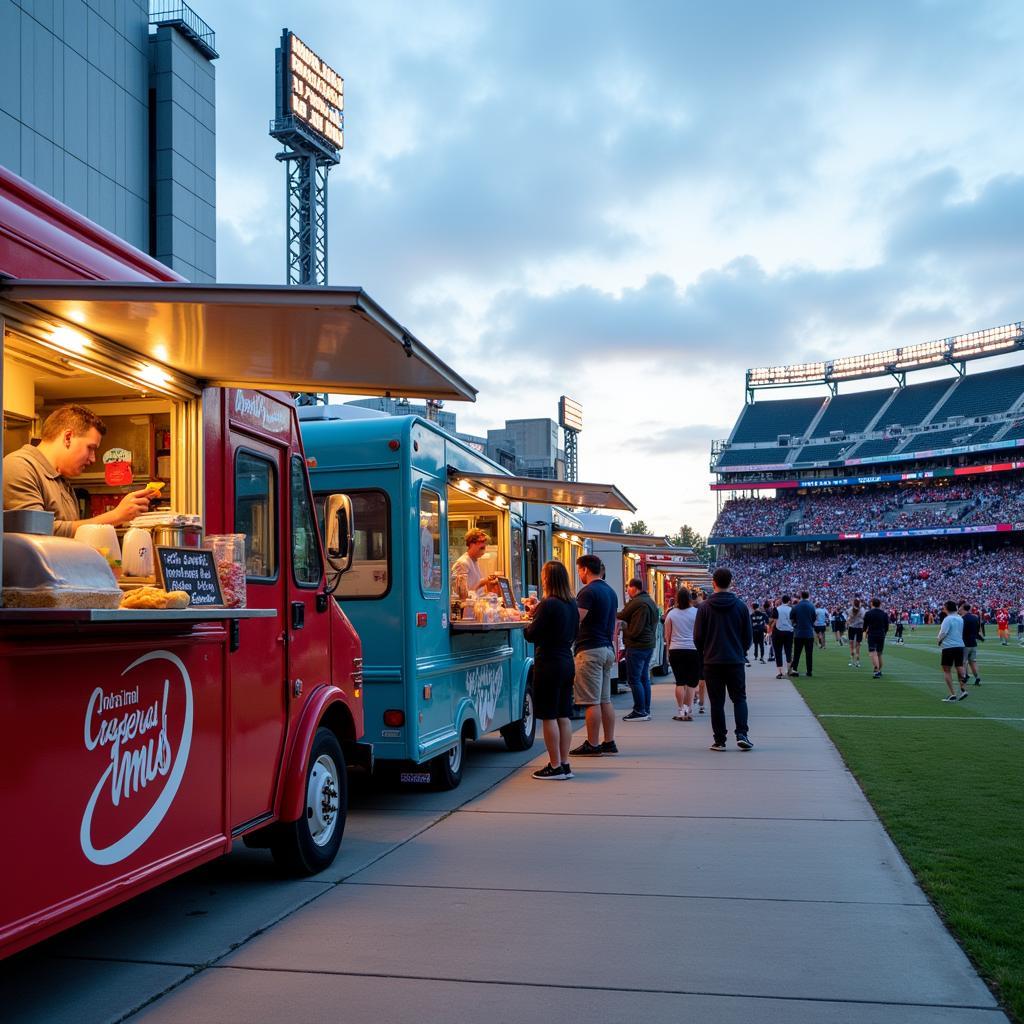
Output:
[1, 660, 1008, 1023]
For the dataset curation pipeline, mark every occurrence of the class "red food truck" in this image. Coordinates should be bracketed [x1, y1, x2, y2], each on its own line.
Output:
[0, 168, 475, 957]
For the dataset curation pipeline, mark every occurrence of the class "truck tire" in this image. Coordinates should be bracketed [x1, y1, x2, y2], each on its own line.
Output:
[500, 685, 536, 751]
[270, 727, 347, 875]
[429, 733, 465, 791]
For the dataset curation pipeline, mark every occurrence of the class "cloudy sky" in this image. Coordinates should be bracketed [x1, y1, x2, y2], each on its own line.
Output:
[202, 0, 1024, 535]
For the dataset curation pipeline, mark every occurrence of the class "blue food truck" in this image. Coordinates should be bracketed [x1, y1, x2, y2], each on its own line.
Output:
[299, 408, 634, 788]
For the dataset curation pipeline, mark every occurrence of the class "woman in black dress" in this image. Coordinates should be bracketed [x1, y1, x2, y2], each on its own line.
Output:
[524, 560, 578, 780]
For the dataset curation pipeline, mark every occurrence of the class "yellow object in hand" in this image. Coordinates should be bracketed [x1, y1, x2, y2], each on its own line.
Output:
[145, 481, 165, 492]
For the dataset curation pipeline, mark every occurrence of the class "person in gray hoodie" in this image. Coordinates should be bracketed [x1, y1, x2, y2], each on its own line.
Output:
[694, 567, 754, 751]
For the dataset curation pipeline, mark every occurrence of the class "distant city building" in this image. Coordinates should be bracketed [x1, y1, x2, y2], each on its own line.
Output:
[486, 418, 566, 479]
[345, 397, 457, 433]
[1, 1, 218, 281]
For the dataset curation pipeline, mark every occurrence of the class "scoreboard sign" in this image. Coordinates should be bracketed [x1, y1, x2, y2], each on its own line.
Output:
[276, 30, 344, 154]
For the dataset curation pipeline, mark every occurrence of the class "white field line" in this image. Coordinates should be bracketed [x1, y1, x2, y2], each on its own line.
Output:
[818, 714, 1024, 721]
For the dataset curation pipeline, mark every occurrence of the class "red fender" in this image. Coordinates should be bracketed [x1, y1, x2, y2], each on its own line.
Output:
[278, 685, 354, 822]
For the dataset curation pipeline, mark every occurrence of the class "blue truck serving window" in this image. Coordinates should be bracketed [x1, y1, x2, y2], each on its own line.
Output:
[419, 487, 442, 593]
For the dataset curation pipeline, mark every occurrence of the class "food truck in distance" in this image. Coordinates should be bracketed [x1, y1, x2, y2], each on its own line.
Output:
[299, 409, 635, 788]
[0, 168, 475, 956]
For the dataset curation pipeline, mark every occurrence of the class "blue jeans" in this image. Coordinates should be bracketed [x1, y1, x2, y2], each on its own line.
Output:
[625, 647, 654, 715]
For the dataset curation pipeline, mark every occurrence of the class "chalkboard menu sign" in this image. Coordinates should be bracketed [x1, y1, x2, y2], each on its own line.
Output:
[495, 575, 517, 609]
[155, 547, 224, 606]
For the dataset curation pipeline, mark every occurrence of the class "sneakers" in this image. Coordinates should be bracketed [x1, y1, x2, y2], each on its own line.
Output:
[569, 739, 603, 756]
[973, 676, 982, 686]
[560, 763, 574, 779]
[941, 694, 959, 703]
[848, 660, 855, 667]
[709, 741, 727, 751]
[672, 714, 686, 721]
[533, 763, 569, 780]
[698, 704, 706, 714]
[872, 671, 882, 679]
[736, 734, 753, 750]
[957, 689, 969, 701]
[599, 740, 619, 755]
[623, 710, 651, 721]
[788, 667, 799, 676]
[775, 672, 785, 679]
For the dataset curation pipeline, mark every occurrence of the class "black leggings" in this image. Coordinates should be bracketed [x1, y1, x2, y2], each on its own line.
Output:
[753, 631, 765, 659]
[792, 636, 814, 675]
[773, 630, 793, 667]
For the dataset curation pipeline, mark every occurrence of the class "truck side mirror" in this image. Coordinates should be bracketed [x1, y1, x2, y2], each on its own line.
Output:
[325, 493, 354, 574]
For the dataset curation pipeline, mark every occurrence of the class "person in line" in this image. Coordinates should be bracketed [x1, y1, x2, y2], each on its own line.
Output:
[665, 590, 699, 721]
[3, 404, 153, 536]
[863, 598, 890, 678]
[450, 528, 499, 597]
[770, 595, 795, 679]
[569, 554, 619, 757]
[617, 577, 660, 721]
[832, 606, 847, 646]
[937, 599, 969, 703]
[847, 599, 866, 668]
[814, 603, 830, 650]
[694, 567, 753, 751]
[959, 602, 984, 687]
[790, 591, 817, 678]
[524, 561, 579, 780]
[750, 600, 768, 663]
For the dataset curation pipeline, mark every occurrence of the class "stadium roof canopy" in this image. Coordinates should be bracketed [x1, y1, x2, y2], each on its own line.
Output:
[745, 322, 1023, 396]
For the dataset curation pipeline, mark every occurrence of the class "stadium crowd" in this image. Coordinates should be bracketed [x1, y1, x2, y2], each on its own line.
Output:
[717, 545, 1024, 616]
[711, 476, 1024, 537]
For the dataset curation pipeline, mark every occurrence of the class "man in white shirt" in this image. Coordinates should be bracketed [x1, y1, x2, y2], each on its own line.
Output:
[450, 528, 497, 597]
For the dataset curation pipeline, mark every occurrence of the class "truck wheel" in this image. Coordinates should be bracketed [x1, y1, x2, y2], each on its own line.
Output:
[500, 686, 536, 751]
[430, 733, 465, 791]
[271, 727, 347, 875]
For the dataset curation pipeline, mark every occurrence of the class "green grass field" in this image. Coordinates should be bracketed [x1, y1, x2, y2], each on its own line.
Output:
[791, 627, 1024, 1022]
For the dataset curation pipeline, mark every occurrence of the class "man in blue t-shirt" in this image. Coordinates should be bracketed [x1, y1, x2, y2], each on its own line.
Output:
[570, 554, 619, 757]
[790, 591, 818, 677]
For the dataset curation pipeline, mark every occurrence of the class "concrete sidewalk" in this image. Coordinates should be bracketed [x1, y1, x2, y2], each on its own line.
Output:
[126, 662, 1006, 1023]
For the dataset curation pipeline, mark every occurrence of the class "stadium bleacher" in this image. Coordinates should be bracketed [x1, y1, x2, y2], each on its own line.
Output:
[1003, 419, 1024, 440]
[811, 389, 893, 436]
[730, 396, 824, 443]
[930, 362, 1024, 420]
[876, 377, 954, 429]
[898, 424, 985, 453]
[792, 443, 849, 464]
[715, 447, 793, 468]
[846, 436, 902, 460]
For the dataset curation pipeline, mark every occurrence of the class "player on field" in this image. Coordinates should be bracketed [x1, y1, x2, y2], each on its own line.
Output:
[937, 600, 969, 703]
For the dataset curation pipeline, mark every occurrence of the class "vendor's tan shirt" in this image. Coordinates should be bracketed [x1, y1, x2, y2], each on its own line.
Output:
[3, 444, 80, 537]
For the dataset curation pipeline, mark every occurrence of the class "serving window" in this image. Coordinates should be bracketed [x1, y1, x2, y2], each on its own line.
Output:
[235, 450, 277, 580]
[446, 484, 509, 589]
[2, 326, 188, 526]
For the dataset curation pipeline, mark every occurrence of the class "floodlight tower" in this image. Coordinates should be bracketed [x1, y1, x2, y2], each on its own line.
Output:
[270, 30, 344, 288]
[559, 396, 583, 482]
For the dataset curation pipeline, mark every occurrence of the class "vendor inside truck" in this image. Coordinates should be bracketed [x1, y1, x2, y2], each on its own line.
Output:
[3, 403, 154, 535]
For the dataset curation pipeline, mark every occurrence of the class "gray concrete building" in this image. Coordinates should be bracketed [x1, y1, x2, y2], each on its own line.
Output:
[345, 397, 458, 434]
[486, 418, 566, 479]
[0, 0, 217, 281]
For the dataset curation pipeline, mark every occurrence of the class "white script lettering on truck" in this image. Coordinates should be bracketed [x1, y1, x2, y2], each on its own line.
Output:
[465, 663, 503, 733]
[80, 651, 194, 866]
[232, 389, 290, 435]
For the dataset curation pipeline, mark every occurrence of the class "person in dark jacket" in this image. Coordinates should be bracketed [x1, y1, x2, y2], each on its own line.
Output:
[790, 591, 818, 677]
[617, 578, 660, 721]
[524, 561, 579, 779]
[863, 598, 890, 678]
[694, 567, 754, 751]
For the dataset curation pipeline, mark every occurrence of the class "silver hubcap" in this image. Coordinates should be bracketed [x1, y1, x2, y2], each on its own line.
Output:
[523, 691, 534, 735]
[306, 754, 340, 847]
[448, 739, 463, 774]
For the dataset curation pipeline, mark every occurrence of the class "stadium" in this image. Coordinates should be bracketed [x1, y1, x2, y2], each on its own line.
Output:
[708, 322, 1024, 622]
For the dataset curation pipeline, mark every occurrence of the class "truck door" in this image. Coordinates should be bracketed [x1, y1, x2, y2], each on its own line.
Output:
[230, 436, 289, 828]
[285, 453, 330, 723]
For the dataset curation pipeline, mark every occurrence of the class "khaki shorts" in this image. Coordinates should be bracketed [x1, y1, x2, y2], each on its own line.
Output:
[573, 647, 614, 705]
